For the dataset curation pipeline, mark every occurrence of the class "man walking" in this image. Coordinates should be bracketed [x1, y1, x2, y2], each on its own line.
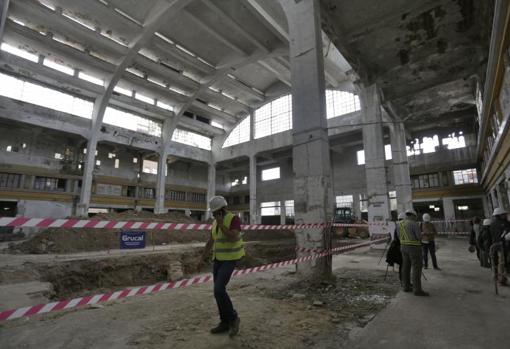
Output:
[201, 195, 244, 337]
[398, 209, 429, 296]
[421, 213, 440, 270]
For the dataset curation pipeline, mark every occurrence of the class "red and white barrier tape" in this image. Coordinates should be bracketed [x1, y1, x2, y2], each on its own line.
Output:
[0, 237, 388, 323]
[437, 231, 470, 236]
[0, 217, 377, 230]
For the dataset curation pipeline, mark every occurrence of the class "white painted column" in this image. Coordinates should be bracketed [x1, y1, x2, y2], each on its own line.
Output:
[280, 0, 334, 277]
[205, 162, 216, 220]
[360, 84, 391, 233]
[390, 122, 413, 213]
[442, 197, 456, 221]
[249, 155, 258, 224]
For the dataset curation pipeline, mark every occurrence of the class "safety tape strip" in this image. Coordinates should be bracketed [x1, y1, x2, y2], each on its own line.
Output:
[0, 237, 388, 323]
[0, 217, 379, 230]
[0, 216, 471, 231]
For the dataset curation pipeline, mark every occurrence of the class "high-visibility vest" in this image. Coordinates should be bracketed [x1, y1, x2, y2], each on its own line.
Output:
[399, 221, 421, 246]
[212, 212, 245, 261]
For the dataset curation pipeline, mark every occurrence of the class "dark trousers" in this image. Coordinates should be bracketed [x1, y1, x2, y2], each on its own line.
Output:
[401, 245, 423, 292]
[422, 241, 439, 269]
[213, 259, 238, 323]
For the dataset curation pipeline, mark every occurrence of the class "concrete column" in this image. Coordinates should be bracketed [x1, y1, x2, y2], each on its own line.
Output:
[77, 98, 102, 217]
[390, 122, 413, 213]
[154, 152, 168, 214]
[0, 0, 10, 44]
[443, 197, 455, 221]
[154, 120, 174, 214]
[353, 193, 361, 220]
[280, 202, 287, 225]
[360, 84, 391, 232]
[280, 0, 334, 277]
[249, 155, 258, 224]
[205, 162, 216, 220]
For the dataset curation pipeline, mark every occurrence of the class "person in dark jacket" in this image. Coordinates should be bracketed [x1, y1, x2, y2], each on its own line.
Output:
[489, 208, 510, 286]
[386, 213, 404, 283]
[470, 217, 482, 263]
[477, 218, 492, 268]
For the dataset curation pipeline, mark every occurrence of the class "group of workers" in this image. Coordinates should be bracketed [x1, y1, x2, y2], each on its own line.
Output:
[387, 209, 440, 297]
[469, 208, 510, 286]
[198, 193, 510, 337]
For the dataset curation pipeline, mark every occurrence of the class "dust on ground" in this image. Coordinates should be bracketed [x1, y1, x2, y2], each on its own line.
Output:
[0, 264, 400, 349]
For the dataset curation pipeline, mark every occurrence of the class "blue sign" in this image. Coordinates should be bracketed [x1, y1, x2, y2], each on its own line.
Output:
[120, 231, 146, 249]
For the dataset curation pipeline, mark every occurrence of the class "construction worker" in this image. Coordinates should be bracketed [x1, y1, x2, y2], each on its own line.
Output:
[489, 207, 510, 286]
[421, 213, 440, 270]
[398, 209, 429, 296]
[386, 212, 405, 282]
[200, 195, 244, 337]
[477, 218, 492, 268]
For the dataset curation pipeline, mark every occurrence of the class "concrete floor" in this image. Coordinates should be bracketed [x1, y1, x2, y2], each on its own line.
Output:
[346, 238, 510, 349]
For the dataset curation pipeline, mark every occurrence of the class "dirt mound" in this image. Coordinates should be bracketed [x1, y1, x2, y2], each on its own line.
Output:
[90, 210, 200, 223]
[8, 227, 295, 255]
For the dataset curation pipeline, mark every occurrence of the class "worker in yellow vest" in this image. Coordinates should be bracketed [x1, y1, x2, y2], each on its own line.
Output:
[397, 209, 429, 296]
[201, 195, 244, 337]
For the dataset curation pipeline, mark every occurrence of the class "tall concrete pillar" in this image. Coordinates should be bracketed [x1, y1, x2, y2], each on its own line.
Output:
[280, 0, 334, 277]
[205, 162, 216, 220]
[249, 155, 258, 224]
[280, 202, 287, 225]
[154, 151, 168, 214]
[443, 197, 455, 221]
[390, 122, 413, 213]
[154, 120, 174, 214]
[77, 134, 99, 216]
[360, 84, 391, 232]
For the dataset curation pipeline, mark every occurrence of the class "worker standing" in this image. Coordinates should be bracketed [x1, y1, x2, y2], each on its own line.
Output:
[398, 209, 429, 296]
[421, 213, 440, 270]
[489, 208, 510, 286]
[201, 196, 244, 337]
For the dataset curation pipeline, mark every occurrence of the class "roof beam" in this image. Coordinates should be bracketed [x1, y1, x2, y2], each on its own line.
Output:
[0, 0, 9, 43]
[243, 0, 289, 42]
[183, 10, 248, 56]
[201, 0, 271, 53]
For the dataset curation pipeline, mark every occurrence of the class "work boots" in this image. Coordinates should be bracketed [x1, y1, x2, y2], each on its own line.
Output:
[229, 317, 240, 338]
[210, 322, 229, 334]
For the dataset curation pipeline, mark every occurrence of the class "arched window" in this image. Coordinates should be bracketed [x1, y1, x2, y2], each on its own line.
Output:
[223, 116, 250, 148]
[222, 90, 360, 145]
[254, 95, 292, 139]
[325, 90, 360, 119]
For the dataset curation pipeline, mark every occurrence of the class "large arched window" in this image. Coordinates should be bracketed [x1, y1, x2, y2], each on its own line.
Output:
[223, 116, 250, 148]
[222, 90, 360, 147]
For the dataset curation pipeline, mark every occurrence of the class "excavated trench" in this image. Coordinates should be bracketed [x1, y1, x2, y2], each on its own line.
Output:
[34, 240, 298, 300]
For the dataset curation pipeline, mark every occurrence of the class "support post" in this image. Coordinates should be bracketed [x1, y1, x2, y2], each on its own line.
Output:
[280, 0, 334, 277]
[206, 162, 216, 220]
[249, 154, 258, 224]
[360, 84, 391, 234]
[390, 122, 413, 213]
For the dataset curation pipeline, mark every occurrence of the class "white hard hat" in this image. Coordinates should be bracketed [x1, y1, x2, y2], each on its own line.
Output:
[209, 196, 227, 212]
[398, 212, 406, 220]
[405, 209, 417, 216]
[483, 218, 492, 226]
[492, 207, 508, 216]
[422, 213, 431, 222]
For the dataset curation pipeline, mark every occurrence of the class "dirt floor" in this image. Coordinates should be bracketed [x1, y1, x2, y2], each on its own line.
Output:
[0, 247, 400, 349]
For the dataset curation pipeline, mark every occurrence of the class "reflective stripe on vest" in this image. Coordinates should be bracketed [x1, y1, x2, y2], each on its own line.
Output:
[212, 211, 245, 261]
[399, 221, 421, 246]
